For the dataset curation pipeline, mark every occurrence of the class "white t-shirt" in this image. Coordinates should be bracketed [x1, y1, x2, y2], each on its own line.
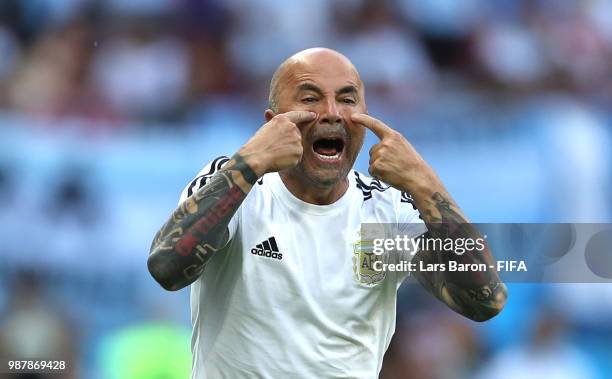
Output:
[179, 156, 427, 379]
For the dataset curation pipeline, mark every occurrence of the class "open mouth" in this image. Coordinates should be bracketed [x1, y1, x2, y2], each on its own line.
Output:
[312, 138, 345, 160]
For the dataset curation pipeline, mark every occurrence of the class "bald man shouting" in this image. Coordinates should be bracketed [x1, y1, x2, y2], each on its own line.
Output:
[148, 48, 507, 378]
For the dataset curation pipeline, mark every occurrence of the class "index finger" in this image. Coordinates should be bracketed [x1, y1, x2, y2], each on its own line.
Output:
[351, 113, 393, 140]
[282, 110, 317, 124]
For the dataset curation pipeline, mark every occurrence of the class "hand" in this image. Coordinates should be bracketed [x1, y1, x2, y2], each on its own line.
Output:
[351, 113, 437, 193]
[239, 111, 316, 177]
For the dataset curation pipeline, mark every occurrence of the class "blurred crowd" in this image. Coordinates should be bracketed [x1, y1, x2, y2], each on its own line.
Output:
[0, 0, 611, 125]
[1, 1, 612, 379]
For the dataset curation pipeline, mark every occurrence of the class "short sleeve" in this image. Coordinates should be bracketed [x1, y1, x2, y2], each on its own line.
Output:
[396, 191, 427, 240]
[178, 156, 240, 242]
[394, 191, 428, 286]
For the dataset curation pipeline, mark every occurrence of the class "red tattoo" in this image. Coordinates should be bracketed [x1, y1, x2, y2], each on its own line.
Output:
[176, 186, 243, 256]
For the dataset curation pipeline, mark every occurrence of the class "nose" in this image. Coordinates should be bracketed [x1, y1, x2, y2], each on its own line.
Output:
[319, 99, 341, 125]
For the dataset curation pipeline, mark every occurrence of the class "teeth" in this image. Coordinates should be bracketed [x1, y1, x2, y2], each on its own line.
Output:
[316, 152, 341, 160]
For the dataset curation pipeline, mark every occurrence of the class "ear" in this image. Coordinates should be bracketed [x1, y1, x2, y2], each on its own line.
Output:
[264, 109, 275, 122]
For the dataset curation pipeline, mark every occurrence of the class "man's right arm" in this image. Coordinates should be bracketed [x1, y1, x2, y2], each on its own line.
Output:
[147, 154, 258, 290]
[147, 111, 315, 291]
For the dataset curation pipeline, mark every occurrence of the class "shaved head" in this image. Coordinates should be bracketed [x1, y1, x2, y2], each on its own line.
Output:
[264, 47, 368, 196]
[268, 48, 362, 113]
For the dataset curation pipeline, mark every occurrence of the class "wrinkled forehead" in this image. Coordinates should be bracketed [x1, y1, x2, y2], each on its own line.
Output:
[281, 53, 363, 93]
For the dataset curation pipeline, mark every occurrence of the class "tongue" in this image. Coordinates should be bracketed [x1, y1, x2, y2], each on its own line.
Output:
[314, 146, 338, 156]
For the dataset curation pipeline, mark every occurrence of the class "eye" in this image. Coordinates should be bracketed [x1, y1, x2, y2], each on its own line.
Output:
[341, 98, 356, 105]
[302, 97, 318, 104]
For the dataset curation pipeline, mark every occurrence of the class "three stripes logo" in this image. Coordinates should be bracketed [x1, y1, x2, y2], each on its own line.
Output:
[354, 171, 390, 201]
[187, 156, 264, 198]
[251, 237, 283, 260]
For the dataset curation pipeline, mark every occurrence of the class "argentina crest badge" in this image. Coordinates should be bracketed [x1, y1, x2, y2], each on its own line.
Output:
[352, 228, 388, 287]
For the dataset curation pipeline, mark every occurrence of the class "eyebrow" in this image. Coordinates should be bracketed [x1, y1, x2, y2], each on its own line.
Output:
[336, 85, 358, 96]
[296, 83, 324, 95]
[296, 83, 359, 97]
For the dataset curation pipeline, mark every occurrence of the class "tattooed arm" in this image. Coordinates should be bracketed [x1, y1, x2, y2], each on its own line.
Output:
[147, 154, 257, 290]
[351, 113, 507, 321]
[410, 190, 507, 322]
[147, 110, 316, 291]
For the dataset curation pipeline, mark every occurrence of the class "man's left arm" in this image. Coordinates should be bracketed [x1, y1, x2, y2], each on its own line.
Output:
[352, 114, 508, 322]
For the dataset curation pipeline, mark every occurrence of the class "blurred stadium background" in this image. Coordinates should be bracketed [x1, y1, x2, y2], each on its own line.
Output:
[0, 0, 611, 378]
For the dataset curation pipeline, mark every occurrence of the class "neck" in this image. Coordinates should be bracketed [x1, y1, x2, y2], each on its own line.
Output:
[279, 171, 349, 205]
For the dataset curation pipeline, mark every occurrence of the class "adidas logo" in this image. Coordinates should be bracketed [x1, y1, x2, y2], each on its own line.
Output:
[251, 237, 283, 260]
